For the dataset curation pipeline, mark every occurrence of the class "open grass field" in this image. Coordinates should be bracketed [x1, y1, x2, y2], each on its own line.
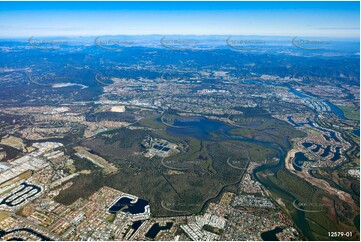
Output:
[338, 105, 360, 121]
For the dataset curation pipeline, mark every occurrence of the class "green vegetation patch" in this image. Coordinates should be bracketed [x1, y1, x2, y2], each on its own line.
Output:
[337, 105, 360, 121]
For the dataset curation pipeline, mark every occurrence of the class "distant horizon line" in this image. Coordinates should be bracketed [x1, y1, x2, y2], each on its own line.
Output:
[0, 34, 360, 40]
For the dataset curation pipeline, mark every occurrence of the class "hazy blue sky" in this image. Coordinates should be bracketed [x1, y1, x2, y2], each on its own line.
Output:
[0, 1, 359, 38]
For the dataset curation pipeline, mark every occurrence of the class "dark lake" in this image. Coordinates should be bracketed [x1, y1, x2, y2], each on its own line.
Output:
[0, 182, 41, 207]
[166, 117, 233, 141]
[108, 197, 149, 214]
[320, 145, 331, 157]
[302, 142, 313, 148]
[261, 227, 283, 241]
[311, 144, 321, 153]
[145, 222, 173, 239]
[0, 228, 50, 241]
[293, 152, 310, 171]
[331, 147, 341, 161]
